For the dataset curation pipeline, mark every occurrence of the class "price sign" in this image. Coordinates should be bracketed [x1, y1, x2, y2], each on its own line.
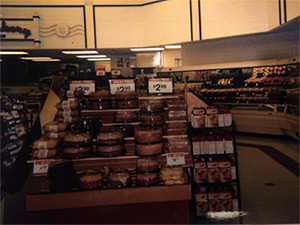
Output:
[33, 160, 49, 174]
[148, 78, 173, 94]
[166, 153, 186, 166]
[109, 79, 135, 94]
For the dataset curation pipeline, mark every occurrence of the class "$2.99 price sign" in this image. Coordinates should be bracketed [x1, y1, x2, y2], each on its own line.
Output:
[109, 79, 135, 94]
[148, 78, 173, 94]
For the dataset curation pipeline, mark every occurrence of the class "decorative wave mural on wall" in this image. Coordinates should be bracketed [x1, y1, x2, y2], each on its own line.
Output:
[40, 24, 84, 38]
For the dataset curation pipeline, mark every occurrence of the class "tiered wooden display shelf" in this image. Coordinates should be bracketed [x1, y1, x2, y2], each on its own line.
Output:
[25, 94, 192, 224]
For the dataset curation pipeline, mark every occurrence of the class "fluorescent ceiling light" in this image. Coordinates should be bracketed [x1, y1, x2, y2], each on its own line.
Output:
[77, 55, 107, 58]
[62, 50, 98, 55]
[130, 47, 164, 52]
[87, 58, 111, 61]
[32, 59, 61, 62]
[165, 45, 181, 49]
[0, 51, 28, 55]
[21, 57, 52, 60]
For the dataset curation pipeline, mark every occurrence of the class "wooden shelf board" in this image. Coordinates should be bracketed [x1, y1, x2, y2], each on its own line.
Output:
[26, 184, 192, 211]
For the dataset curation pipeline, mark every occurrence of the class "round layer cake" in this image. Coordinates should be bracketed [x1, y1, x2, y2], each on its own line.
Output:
[140, 113, 164, 126]
[62, 146, 91, 159]
[136, 142, 163, 156]
[94, 144, 124, 157]
[137, 157, 159, 172]
[139, 99, 164, 112]
[43, 121, 67, 133]
[109, 172, 130, 188]
[32, 148, 57, 159]
[115, 92, 138, 109]
[45, 131, 66, 140]
[79, 171, 102, 190]
[134, 127, 162, 144]
[115, 111, 138, 123]
[136, 172, 159, 186]
[63, 132, 91, 145]
[97, 130, 124, 145]
[32, 138, 58, 150]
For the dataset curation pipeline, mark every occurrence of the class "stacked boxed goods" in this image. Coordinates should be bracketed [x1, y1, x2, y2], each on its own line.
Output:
[191, 107, 232, 129]
[56, 99, 80, 124]
[164, 99, 188, 135]
[135, 98, 165, 186]
[32, 138, 58, 159]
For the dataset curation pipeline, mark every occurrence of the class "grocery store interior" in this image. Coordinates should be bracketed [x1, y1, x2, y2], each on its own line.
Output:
[0, 0, 299, 224]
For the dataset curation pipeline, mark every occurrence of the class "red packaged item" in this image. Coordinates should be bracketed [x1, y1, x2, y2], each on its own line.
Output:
[195, 186, 208, 215]
[207, 159, 220, 183]
[219, 159, 232, 182]
[194, 159, 208, 183]
[167, 110, 187, 121]
[164, 137, 191, 153]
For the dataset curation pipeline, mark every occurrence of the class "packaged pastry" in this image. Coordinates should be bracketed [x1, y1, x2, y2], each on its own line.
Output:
[115, 92, 138, 109]
[43, 121, 67, 133]
[79, 170, 102, 190]
[160, 167, 186, 185]
[45, 131, 66, 140]
[140, 112, 164, 126]
[207, 159, 220, 183]
[219, 159, 232, 182]
[136, 172, 159, 186]
[164, 137, 191, 153]
[62, 146, 91, 159]
[136, 143, 163, 156]
[137, 157, 159, 172]
[94, 144, 124, 157]
[167, 110, 187, 121]
[32, 148, 57, 159]
[97, 130, 124, 145]
[115, 111, 138, 123]
[109, 171, 131, 188]
[32, 137, 58, 150]
[134, 126, 162, 144]
[194, 159, 208, 183]
[139, 99, 165, 112]
[63, 133, 91, 146]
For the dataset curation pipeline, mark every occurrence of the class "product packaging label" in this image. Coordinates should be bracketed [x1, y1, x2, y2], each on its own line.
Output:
[166, 153, 186, 166]
[225, 140, 234, 153]
[33, 160, 49, 174]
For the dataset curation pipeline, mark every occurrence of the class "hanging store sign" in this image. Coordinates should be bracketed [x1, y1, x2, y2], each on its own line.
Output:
[109, 79, 135, 94]
[0, 17, 40, 43]
[148, 77, 173, 94]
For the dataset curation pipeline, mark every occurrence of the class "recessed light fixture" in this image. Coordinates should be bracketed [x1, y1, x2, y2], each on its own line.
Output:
[130, 47, 164, 52]
[62, 50, 98, 55]
[21, 57, 53, 60]
[87, 58, 111, 61]
[0, 51, 28, 55]
[165, 45, 181, 49]
[77, 55, 107, 58]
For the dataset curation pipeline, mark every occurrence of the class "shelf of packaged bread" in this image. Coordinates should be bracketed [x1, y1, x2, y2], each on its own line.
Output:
[27, 151, 193, 171]
[138, 95, 182, 100]
[26, 179, 191, 211]
[81, 108, 140, 114]
[102, 122, 141, 126]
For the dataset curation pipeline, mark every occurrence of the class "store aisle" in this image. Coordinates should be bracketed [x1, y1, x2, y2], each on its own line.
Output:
[237, 139, 299, 224]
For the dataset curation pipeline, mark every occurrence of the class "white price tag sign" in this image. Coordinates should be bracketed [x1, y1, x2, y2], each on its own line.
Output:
[33, 160, 49, 174]
[166, 153, 186, 166]
[109, 79, 135, 94]
[148, 78, 173, 94]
